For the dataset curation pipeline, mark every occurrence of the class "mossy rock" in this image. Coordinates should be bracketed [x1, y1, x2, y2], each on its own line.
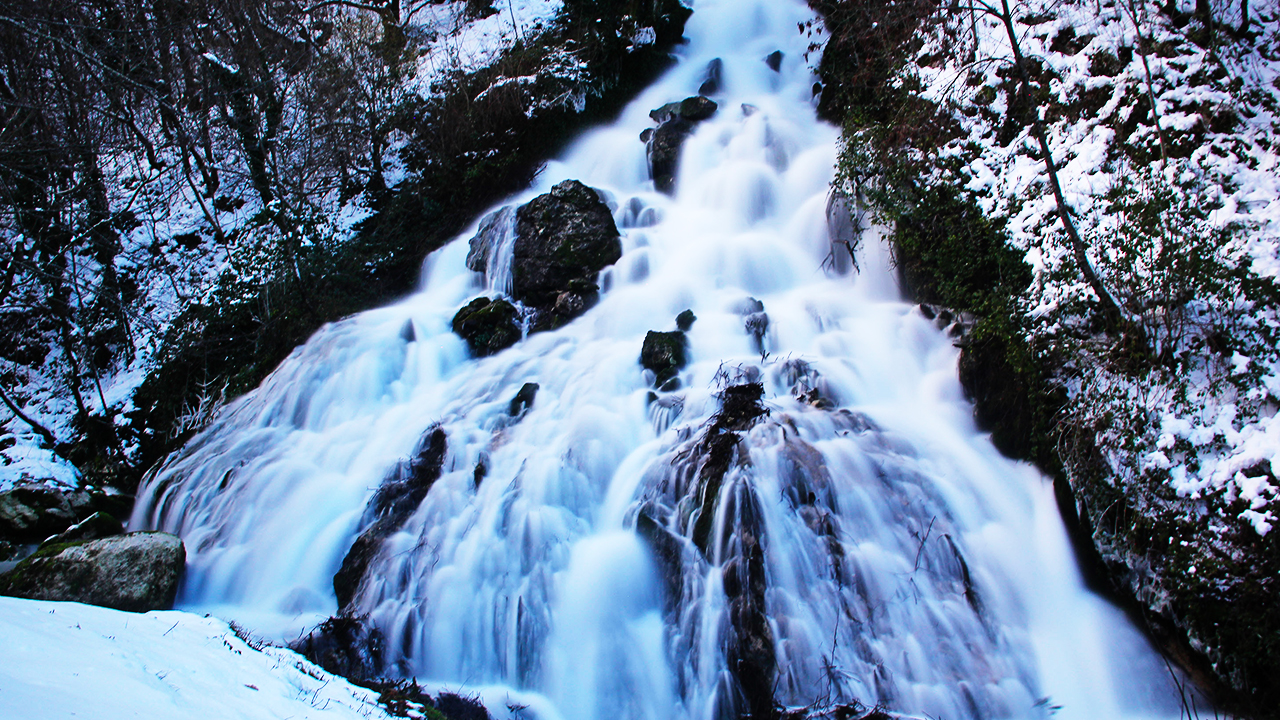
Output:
[0, 531, 185, 612]
[452, 297, 522, 357]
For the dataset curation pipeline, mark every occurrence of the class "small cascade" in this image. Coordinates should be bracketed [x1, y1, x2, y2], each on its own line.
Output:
[133, 1, 1190, 719]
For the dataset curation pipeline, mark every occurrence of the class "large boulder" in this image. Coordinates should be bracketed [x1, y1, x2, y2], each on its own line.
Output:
[0, 531, 185, 612]
[452, 297, 522, 357]
[512, 180, 622, 328]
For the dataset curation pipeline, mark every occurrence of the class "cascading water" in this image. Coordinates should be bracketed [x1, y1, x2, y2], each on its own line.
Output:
[133, 1, 1192, 719]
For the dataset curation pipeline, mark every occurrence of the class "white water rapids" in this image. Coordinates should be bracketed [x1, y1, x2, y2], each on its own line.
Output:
[133, 1, 1190, 718]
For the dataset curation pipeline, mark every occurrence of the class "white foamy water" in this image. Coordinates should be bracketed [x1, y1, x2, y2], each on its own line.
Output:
[133, 1, 1190, 718]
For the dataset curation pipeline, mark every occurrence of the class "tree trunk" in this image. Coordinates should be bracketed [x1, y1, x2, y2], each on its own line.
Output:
[997, 0, 1125, 328]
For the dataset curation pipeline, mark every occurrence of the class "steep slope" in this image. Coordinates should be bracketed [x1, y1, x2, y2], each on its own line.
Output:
[808, 0, 1280, 715]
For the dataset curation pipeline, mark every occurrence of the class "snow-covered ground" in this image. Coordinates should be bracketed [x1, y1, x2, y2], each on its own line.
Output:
[0, 596, 565, 720]
[0, 596, 393, 719]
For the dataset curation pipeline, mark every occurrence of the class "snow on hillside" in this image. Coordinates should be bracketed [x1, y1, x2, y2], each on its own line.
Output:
[0, 1, 568, 492]
[902, 0, 1280, 537]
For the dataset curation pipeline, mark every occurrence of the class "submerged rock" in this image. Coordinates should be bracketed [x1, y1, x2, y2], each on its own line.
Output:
[512, 180, 622, 329]
[699, 58, 724, 95]
[508, 382, 540, 417]
[452, 297, 521, 357]
[765, 50, 784, 72]
[734, 297, 769, 356]
[0, 531, 185, 612]
[465, 206, 516, 277]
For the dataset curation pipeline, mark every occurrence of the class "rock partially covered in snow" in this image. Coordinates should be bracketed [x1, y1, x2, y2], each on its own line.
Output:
[0, 485, 132, 545]
[512, 180, 621, 328]
[38, 511, 124, 549]
[0, 486, 79, 541]
[0, 531, 184, 612]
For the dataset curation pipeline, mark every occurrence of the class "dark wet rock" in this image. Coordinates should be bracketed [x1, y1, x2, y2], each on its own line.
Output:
[765, 50, 784, 72]
[648, 120, 694, 194]
[639, 128, 654, 143]
[645, 96, 719, 194]
[722, 484, 774, 720]
[291, 615, 385, 682]
[641, 331, 688, 387]
[452, 297, 521, 356]
[39, 511, 123, 549]
[691, 384, 768, 554]
[919, 304, 978, 341]
[679, 95, 718, 121]
[0, 486, 78, 541]
[676, 309, 697, 331]
[779, 358, 836, 409]
[512, 180, 621, 329]
[0, 485, 130, 544]
[400, 319, 416, 343]
[713, 383, 767, 434]
[509, 382, 540, 417]
[699, 58, 724, 95]
[549, 289, 588, 322]
[334, 427, 447, 613]
[0, 531, 185, 612]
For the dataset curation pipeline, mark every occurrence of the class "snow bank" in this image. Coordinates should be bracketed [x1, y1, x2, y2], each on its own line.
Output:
[0, 597, 392, 720]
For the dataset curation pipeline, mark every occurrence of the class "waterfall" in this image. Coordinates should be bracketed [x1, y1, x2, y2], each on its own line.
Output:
[133, 1, 1189, 718]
